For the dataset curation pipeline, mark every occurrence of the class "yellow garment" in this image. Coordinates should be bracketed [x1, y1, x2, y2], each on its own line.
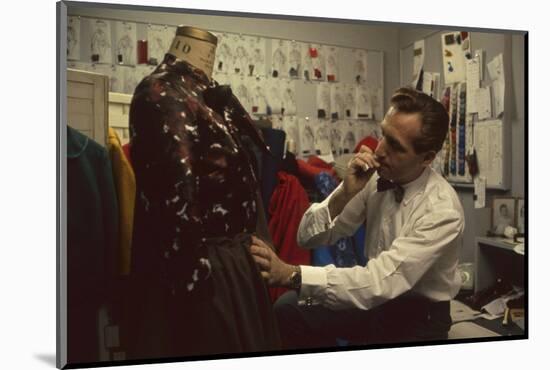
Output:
[107, 128, 136, 275]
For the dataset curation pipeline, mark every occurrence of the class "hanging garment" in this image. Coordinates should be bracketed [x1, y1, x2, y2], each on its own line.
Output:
[67, 126, 119, 364]
[127, 54, 280, 358]
[107, 128, 136, 276]
[268, 171, 311, 301]
[295, 156, 338, 191]
[313, 172, 362, 267]
[122, 142, 132, 166]
[353, 136, 379, 154]
[259, 128, 286, 218]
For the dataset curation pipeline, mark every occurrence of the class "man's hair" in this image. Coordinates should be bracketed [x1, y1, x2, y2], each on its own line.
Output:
[388, 87, 449, 154]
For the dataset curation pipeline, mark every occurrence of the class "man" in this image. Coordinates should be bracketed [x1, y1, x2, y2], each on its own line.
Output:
[250, 87, 464, 348]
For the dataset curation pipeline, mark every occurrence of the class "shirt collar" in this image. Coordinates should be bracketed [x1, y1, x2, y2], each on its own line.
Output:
[400, 167, 431, 206]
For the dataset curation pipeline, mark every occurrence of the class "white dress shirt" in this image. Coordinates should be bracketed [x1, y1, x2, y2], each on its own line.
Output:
[297, 166, 464, 310]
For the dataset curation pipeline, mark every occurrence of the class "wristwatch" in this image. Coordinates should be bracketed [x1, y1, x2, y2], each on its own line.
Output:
[289, 266, 302, 291]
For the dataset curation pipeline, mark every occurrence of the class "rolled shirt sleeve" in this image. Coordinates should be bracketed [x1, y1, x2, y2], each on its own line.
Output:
[297, 181, 373, 249]
[299, 206, 464, 310]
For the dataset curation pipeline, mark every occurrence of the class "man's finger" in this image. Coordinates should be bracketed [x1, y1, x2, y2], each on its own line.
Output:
[250, 245, 271, 260]
[364, 156, 380, 169]
[251, 235, 268, 248]
[351, 157, 374, 172]
[358, 145, 373, 155]
[356, 152, 380, 169]
[252, 255, 270, 271]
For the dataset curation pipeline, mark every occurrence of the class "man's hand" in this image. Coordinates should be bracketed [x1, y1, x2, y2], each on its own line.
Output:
[343, 145, 380, 197]
[249, 236, 295, 287]
[328, 145, 379, 219]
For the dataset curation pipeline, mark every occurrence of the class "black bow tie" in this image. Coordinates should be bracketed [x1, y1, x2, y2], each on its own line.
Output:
[377, 178, 405, 203]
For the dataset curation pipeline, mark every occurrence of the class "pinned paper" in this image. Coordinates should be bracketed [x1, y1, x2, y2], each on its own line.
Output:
[316, 82, 331, 119]
[232, 34, 250, 75]
[341, 121, 358, 154]
[67, 16, 81, 61]
[441, 31, 471, 84]
[299, 117, 316, 156]
[147, 24, 175, 66]
[330, 126, 343, 157]
[230, 75, 254, 113]
[466, 57, 481, 113]
[330, 83, 345, 120]
[412, 40, 425, 88]
[266, 78, 284, 115]
[301, 42, 314, 81]
[282, 116, 300, 154]
[281, 79, 297, 116]
[251, 77, 268, 115]
[325, 46, 339, 82]
[343, 84, 357, 119]
[474, 120, 504, 187]
[474, 49, 484, 80]
[422, 72, 433, 95]
[250, 36, 267, 77]
[492, 79, 505, 118]
[487, 53, 504, 81]
[477, 87, 492, 120]
[90, 19, 113, 64]
[369, 86, 384, 121]
[352, 49, 368, 84]
[115, 21, 137, 66]
[287, 40, 302, 79]
[355, 85, 372, 120]
[422, 72, 440, 99]
[310, 44, 325, 81]
[474, 176, 486, 209]
[487, 53, 505, 117]
[314, 120, 332, 156]
[214, 32, 233, 74]
[271, 38, 288, 78]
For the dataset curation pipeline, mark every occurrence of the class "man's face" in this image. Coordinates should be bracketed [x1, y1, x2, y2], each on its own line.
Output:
[374, 110, 432, 184]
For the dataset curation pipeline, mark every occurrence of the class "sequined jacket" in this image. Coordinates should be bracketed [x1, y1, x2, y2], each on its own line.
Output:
[129, 54, 269, 296]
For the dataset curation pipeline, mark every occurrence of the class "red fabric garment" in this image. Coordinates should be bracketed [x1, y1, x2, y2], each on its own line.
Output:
[297, 158, 337, 181]
[268, 171, 311, 302]
[307, 156, 333, 171]
[354, 136, 379, 153]
[122, 142, 132, 167]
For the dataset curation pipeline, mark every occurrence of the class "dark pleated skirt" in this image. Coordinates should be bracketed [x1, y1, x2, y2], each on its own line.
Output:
[125, 233, 281, 361]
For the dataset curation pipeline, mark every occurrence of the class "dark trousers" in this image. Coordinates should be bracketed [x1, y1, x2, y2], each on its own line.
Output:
[274, 291, 452, 350]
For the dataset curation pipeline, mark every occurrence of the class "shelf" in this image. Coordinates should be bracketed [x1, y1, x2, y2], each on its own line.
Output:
[475, 236, 525, 293]
[476, 237, 523, 253]
[449, 182, 510, 191]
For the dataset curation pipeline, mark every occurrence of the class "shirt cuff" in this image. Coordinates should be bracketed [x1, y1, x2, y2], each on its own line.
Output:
[299, 184, 342, 241]
[298, 265, 329, 305]
[307, 202, 334, 232]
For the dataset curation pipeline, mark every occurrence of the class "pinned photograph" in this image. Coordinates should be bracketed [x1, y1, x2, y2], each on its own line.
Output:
[491, 197, 516, 236]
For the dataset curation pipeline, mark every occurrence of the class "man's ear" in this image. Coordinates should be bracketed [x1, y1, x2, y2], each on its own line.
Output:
[422, 150, 436, 165]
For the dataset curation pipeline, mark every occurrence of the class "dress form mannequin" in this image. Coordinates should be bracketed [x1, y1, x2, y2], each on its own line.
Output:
[167, 26, 218, 79]
[126, 25, 280, 360]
